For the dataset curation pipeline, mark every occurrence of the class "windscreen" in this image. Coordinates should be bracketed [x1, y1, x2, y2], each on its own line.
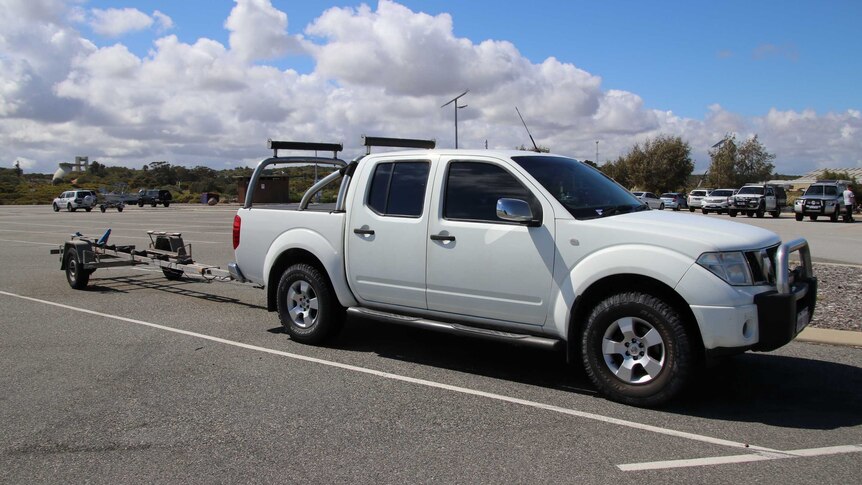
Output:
[711, 189, 734, 197]
[737, 186, 763, 195]
[511, 156, 646, 219]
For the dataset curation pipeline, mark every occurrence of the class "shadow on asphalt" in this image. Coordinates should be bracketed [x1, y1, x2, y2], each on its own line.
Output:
[324, 316, 862, 429]
[85, 274, 266, 310]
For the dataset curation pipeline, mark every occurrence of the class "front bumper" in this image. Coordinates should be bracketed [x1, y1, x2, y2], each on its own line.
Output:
[794, 202, 839, 215]
[698, 238, 817, 357]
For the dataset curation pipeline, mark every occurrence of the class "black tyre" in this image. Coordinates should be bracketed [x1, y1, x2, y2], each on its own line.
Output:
[701, 209, 708, 215]
[67, 203, 75, 212]
[138, 200, 144, 207]
[163, 200, 170, 208]
[659, 203, 664, 210]
[65, 248, 91, 289]
[277, 264, 343, 344]
[770, 209, 780, 218]
[151, 201, 157, 207]
[830, 209, 839, 222]
[795, 213, 803, 221]
[85, 207, 92, 212]
[689, 207, 695, 213]
[581, 292, 693, 407]
[755, 204, 765, 218]
[100, 206, 106, 213]
[117, 206, 124, 213]
[162, 268, 184, 280]
[53, 203, 59, 212]
[809, 215, 818, 221]
[728, 210, 737, 217]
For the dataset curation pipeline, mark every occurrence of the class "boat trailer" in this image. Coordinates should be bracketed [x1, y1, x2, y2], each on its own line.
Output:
[51, 229, 237, 289]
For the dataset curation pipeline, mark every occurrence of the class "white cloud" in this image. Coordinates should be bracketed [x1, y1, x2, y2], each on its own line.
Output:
[225, 0, 304, 62]
[153, 10, 173, 33]
[89, 8, 153, 37]
[0, 0, 860, 177]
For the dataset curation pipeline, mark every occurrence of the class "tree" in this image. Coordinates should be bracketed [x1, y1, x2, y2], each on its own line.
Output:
[705, 137, 738, 188]
[706, 135, 775, 188]
[736, 135, 775, 184]
[611, 135, 693, 192]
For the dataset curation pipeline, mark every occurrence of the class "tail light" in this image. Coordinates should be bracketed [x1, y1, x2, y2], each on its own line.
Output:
[232, 215, 241, 249]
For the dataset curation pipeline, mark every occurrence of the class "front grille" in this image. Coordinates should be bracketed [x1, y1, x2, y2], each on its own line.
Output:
[746, 245, 779, 285]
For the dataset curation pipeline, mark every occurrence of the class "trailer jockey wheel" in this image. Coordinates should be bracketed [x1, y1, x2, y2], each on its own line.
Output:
[154, 236, 184, 281]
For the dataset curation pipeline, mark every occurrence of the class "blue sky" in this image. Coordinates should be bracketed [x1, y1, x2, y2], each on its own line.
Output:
[3, 0, 861, 174]
[77, 0, 862, 119]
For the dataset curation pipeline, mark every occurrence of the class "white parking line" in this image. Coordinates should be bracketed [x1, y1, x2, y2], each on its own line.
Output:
[618, 444, 862, 471]
[0, 238, 59, 246]
[0, 290, 782, 455]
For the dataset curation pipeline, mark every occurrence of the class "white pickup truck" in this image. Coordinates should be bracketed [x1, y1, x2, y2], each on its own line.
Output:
[230, 138, 817, 406]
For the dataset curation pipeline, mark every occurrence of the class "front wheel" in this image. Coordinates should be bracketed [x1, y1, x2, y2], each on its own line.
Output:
[163, 200, 170, 208]
[755, 204, 765, 218]
[53, 203, 59, 212]
[67, 203, 75, 212]
[117, 206, 124, 213]
[701, 209, 708, 215]
[728, 210, 737, 217]
[581, 292, 692, 407]
[659, 203, 664, 210]
[795, 213, 804, 221]
[689, 207, 695, 212]
[277, 264, 344, 344]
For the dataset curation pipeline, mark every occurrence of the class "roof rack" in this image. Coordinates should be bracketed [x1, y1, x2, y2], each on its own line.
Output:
[361, 135, 436, 154]
[267, 139, 343, 159]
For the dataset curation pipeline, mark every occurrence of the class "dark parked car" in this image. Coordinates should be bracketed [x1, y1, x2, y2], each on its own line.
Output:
[138, 189, 172, 207]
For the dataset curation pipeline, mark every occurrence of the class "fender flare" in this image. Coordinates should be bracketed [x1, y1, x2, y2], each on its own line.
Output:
[263, 228, 358, 309]
[548, 244, 695, 340]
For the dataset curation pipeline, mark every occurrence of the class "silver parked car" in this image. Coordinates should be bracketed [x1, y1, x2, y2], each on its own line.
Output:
[701, 188, 737, 215]
[53, 190, 98, 212]
[632, 191, 664, 210]
[660, 192, 687, 211]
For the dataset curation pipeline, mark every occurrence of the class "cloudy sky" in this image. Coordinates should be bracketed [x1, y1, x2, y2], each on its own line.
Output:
[2, 0, 861, 175]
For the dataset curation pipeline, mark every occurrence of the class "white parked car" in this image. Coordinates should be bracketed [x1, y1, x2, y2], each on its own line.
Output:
[53, 190, 98, 212]
[687, 189, 712, 212]
[631, 191, 664, 210]
[701, 188, 737, 215]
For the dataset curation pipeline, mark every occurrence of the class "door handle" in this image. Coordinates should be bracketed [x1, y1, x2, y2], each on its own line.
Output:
[430, 234, 455, 242]
[353, 228, 375, 236]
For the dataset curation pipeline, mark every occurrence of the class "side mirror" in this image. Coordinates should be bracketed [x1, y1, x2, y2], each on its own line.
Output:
[496, 198, 538, 225]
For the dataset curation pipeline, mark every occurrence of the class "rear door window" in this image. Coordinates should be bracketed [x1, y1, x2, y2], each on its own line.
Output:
[366, 161, 430, 217]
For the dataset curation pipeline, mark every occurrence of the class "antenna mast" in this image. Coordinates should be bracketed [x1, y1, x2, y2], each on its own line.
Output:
[515, 106, 539, 152]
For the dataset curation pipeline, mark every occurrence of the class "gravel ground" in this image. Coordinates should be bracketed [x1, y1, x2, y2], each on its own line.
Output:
[810, 263, 862, 332]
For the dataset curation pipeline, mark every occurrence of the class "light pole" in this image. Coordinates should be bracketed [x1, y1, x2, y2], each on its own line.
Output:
[442, 90, 469, 148]
[595, 140, 599, 164]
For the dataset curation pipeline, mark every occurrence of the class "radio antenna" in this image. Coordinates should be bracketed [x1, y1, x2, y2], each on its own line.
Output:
[515, 106, 539, 152]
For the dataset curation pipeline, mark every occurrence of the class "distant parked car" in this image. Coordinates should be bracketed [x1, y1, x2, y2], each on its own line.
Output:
[687, 189, 712, 212]
[793, 180, 850, 222]
[53, 190, 98, 212]
[701, 188, 737, 215]
[660, 192, 687, 211]
[632, 191, 664, 210]
[138, 189, 173, 207]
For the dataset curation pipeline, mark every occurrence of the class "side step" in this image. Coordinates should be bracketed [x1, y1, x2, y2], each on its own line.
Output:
[346, 307, 562, 351]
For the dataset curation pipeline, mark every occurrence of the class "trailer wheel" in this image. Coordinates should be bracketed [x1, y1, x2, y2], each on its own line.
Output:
[277, 264, 343, 344]
[581, 291, 692, 407]
[65, 248, 91, 289]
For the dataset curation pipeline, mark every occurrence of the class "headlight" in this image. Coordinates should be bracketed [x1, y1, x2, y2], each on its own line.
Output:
[697, 251, 753, 285]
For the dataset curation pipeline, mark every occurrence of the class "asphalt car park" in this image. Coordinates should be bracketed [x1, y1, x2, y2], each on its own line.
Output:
[1, 205, 860, 483]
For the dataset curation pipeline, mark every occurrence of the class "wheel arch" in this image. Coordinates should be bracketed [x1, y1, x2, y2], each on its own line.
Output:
[266, 248, 356, 312]
[566, 273, 704, 365]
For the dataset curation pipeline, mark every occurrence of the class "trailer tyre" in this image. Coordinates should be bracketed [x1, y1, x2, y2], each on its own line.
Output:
[277, 264, 343, 345]
[581, 291, 692, 407]
[65, 248, 91, 290]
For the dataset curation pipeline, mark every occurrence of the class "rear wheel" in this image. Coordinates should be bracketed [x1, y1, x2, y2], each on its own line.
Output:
[701, 209, 708, 215]
[100, 206, 106, 213]
[117, 206, 124, 213]
[689, 207, 695, 213]
[65, 248, 91, 289]
[163, 200, 170, 208]
[728, 210, 737, 217]
[659, 203, 664, 210]
[67, 203, 75, 212]
[755, 204, 765, 218]
[795, 213, 803, 221]
[581, 291, 692, 407]
[277, 264, 344, 344]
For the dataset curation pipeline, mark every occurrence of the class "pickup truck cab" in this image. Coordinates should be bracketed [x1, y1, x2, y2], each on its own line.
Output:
[231, 138, 816, 406]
